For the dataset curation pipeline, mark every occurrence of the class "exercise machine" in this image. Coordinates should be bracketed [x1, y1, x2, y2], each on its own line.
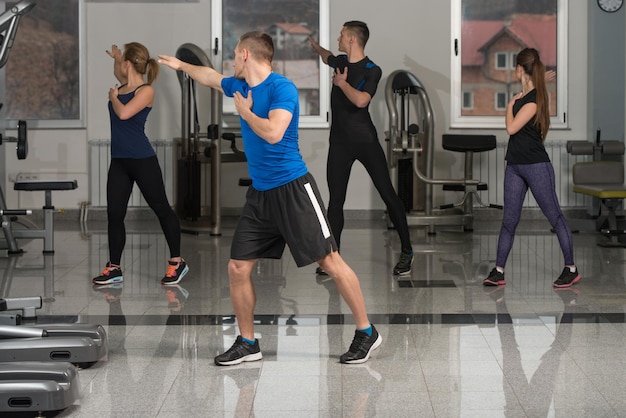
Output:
[567, 130, 626, 246]
[174, 43, 243, 236]
[0, 361, 80, 414]
[174, 43, 248, 236]
[385, 69, 498, 234]
[0, 2, 105, 414]
[0, 296, 108, 367]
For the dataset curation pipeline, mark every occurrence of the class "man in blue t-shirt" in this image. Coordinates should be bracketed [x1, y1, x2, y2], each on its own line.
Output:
[159, 31, 381, 366]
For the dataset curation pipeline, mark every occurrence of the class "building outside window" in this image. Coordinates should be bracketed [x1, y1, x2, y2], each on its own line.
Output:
[451, 0, 565, 128]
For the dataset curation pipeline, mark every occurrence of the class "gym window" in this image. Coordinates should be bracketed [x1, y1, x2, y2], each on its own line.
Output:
[211, 0, 330, 128]
[450, 0, 567, 129]
[2, 0, 85, 129]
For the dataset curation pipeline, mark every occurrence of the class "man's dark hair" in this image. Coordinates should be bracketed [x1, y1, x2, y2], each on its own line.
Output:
[344, 21, 369, 48]
[239, 31, 275, 62]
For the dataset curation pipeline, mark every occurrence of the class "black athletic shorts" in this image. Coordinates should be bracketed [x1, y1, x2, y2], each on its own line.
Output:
[231, 172, 338, 267]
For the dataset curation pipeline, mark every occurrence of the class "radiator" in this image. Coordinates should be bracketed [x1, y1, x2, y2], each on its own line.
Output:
[89, 139, 589, 210]
[473, 141, 592, 208]
[88, 139, 176, 208]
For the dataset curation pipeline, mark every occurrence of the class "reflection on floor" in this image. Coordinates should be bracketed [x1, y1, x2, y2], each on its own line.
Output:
[2, 215, 626, 417]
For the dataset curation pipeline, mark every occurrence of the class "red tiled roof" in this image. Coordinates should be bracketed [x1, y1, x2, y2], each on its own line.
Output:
[463, 14, 556, 67]
[272, 23, 313, 35]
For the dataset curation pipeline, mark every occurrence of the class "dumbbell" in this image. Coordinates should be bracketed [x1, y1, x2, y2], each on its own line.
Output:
[0, 120, 28, 159]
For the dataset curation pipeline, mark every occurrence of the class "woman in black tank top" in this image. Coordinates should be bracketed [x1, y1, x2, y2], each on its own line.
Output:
[483, 48, 579, 289]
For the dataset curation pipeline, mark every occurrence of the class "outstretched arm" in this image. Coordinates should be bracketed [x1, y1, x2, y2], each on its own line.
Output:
[309, 37, 332, 65]
[158, 54, 225, 93]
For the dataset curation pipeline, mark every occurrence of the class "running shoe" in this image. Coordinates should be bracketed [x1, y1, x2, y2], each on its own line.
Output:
[340, 325, 382, 364]
[161, 259, 189, 285]
[92, 262, 123, 285]
[553, 267, 581, 288]
[393, 250, 414, 276]
[214, 336, 263, 366]
[483, 268, 506, 286]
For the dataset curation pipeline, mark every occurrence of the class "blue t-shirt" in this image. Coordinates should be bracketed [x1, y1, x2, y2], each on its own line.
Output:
[221, 72, 308, 191]
[108, 85, 156, 159]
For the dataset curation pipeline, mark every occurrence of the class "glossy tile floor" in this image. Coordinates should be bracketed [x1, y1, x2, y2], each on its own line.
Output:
[2, 212, 626, 417]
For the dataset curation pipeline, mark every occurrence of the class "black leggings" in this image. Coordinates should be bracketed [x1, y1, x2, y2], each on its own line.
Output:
[107, 156, 181, 265]
[326, 141, 412, 252]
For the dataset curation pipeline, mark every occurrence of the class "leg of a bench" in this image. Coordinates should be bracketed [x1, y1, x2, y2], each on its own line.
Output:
[43, 190, 54, 254]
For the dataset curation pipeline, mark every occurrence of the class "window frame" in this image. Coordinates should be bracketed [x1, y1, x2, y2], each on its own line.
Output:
[495, 91, 507, 111]
[462, 91, 473, 110]
[494, 51, 508, 70]
[450, 0, 568, 129]
[211, 0, 330, 129]
[2, 0, 86, 129]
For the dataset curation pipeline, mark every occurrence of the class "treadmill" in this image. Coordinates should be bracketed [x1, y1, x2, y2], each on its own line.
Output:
[0, 297, 108, 368]
[0, 361, 80, 414]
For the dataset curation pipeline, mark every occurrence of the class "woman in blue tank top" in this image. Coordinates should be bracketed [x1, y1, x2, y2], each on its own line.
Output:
[92, 42, 189, 287]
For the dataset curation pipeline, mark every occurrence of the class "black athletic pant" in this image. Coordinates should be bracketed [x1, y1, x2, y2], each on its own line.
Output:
[326, 141, 412, 252]
[106, 156, 181, 265]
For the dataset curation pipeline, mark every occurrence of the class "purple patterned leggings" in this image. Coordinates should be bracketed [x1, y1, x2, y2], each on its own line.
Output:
[496, 162, 575, 268]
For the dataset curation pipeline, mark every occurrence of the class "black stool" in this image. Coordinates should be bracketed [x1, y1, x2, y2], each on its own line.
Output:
[440, 135, 501, 228]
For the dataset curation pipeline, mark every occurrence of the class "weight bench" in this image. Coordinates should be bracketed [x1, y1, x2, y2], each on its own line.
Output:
[11, 179, 78, 254]
[572, 161, 626, 247]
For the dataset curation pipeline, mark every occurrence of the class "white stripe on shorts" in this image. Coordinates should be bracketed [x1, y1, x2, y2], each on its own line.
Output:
[304, 182, 331, 239]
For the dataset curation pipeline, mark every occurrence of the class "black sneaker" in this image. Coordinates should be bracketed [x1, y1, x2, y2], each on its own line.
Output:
[92, 262, 123, 285]
[553, 267, 581, 288]
[315, 266, 328, 276]
[340, 325, 382, 364]
[483, 268, 506, 286]
[393, 251, 414, 276]
[215, 336, 263, 366]
[161, 259, 189, 285]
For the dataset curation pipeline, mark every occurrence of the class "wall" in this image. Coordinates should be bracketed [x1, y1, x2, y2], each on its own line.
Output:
[588, 2, 625, 142]
[1, 1, 598, 213]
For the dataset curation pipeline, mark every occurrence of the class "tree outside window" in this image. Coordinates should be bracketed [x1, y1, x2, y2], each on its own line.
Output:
[3, 0, 82, 128]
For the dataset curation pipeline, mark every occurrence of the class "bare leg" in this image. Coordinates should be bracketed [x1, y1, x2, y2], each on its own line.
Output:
[228, 259, 258, 340]
[319, 251, 370, 330]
